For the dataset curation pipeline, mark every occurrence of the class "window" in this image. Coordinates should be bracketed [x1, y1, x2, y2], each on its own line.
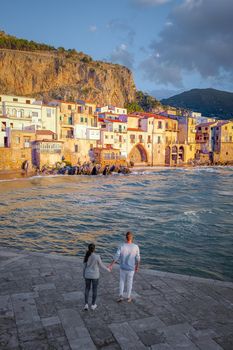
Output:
[147, 135, 151, 143]
[12, 109, 17, 116]
[80, 117, 84, 123]
[88, 107, 92, 114]
[158, 121, 162, 129]
[119, 135, 122, 142]
[68, 105, 72, 110]
[198, 127, 201, 131]
[130, 134, 135, 143]
[13, 98, 18, 102]
[17, 110, 24, 118]
[26, 100, 31, 104]
[74, 145, 78, 153]
[0, 97, 1, 101]
[139, 135, 143, 143]
[158, 136, 161, 144]
[225, 126, 228, 130]
[32, 112, 38, 117]
[1, 122, 6, 131]
[230, 136, 232, 142]
[15, 136, 20, 144]
[78, 106, 82, 113]
[105, 135, 108, 139]
[47, 109, 52, 117]
[165, 122, 168, 129]
[190, 145, 192, 151]
[10, 123, 13, 128]
[205, 127, 208, 131]
[226, 152, 228, 155]
[85, 118, 88, 123]
[111, 135, 114, 139]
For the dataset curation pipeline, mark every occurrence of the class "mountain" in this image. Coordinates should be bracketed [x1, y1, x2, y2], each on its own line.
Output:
[161, 88, 233, 120]
[0, 31, 136, 106]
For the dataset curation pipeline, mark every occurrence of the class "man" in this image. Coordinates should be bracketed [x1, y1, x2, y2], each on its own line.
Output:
[109, 232, 140, 302]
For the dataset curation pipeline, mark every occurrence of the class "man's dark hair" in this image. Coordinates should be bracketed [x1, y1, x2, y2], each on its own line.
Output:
[126, 232, 133, 241]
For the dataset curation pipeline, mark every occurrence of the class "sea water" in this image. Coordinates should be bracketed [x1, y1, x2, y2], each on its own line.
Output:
[0, 166, 232, 281]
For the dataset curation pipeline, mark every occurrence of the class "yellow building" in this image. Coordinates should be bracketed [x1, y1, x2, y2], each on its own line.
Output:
[175, 116, 197, 163]
[212, 121, 233, 164]
[127, 112, 180, 166]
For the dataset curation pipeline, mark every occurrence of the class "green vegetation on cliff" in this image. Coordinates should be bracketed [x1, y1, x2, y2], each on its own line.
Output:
[0, 30, 56, 51]
[0, 30, 93, 61]
[125, 91, 161, 113]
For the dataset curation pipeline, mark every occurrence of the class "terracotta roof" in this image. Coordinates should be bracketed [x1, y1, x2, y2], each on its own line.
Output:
[34, 139, 63, 143]
[215, 120, 229, 127]
[129, 112, 171, 120]
[98, 118, 126, 123]
[36, 130, 56, 135]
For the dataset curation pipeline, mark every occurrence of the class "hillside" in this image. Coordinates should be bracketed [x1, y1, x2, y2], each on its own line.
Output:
[0, 31, 136, 106]
[161, 88, 233, 120]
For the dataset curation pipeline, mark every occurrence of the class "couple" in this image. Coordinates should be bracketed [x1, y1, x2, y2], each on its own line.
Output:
[83, 231, 140, 311]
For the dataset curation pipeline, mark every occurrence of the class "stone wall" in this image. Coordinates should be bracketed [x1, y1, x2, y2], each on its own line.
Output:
[0, 147, 32, 171]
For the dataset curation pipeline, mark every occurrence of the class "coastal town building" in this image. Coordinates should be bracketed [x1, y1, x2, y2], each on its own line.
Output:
[211, 120, 233, 163]
[32, 137, 63, 170]
[0, 93, 233, 171]
[0, 94, 59, 146]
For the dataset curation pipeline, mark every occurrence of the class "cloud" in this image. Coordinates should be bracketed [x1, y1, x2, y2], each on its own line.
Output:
[89, 25, 97, 32]
[109, 44, 134, 68]
[140, 0, 233, 87]
[107, 19, 135, 45]
[133, 0, 171, 6]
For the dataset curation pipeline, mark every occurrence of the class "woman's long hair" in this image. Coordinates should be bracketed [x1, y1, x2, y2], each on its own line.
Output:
[84, 243, 95, 263]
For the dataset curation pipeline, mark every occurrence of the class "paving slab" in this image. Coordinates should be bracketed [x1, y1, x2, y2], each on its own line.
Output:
[0, 247, 232, 350]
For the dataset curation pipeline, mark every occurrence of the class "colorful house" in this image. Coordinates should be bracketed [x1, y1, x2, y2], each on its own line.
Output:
[211, 121, 233, 164]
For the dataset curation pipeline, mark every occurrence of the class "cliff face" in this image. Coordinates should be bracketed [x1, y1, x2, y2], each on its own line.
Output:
[0, 49, 136, 106]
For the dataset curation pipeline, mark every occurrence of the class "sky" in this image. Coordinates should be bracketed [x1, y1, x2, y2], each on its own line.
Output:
[0, 0, 233, 99]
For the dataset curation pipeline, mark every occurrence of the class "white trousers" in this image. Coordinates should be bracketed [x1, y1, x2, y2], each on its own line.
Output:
[119, 269, 135, 298]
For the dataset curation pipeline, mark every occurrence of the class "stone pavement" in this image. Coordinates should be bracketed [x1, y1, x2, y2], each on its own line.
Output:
[0, 247, 233, 350]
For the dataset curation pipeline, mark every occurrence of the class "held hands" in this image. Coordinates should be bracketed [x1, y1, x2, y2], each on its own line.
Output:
[108, 263, 114, 272]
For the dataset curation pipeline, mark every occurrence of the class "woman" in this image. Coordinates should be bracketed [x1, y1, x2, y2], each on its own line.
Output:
[83, 243, 110, 310]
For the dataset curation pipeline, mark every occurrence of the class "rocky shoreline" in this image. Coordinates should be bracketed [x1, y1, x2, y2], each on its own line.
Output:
[1, 162, 233, 181]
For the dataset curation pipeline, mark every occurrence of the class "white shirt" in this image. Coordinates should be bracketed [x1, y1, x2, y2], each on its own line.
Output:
[114, 243, 140, 271]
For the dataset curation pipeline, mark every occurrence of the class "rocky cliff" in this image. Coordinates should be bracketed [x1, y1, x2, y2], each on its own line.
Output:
[0, 48, 136, 106]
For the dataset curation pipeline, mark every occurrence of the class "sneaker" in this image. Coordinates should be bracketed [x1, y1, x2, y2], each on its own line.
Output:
[117, 296, 124, 302]
[84, 304, 89, 311]
[91, 304, 97, 310]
